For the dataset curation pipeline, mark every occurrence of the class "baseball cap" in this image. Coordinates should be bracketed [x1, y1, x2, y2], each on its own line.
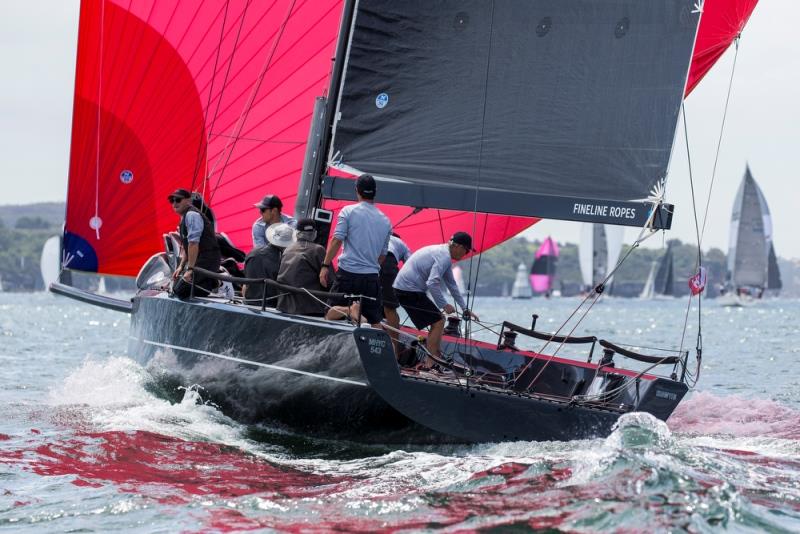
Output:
[355, 174, 376, 199]
[254, 194, 283, 210]
[296, 218, 317, 232]
[167, 188, 191, 202]
[450, 231, 475, 252]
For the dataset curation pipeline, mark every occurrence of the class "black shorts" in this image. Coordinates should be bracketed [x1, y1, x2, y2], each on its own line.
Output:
[379, 253, 400, 310]
[396, 289, 442, 330]
[328, 269, 383, 324]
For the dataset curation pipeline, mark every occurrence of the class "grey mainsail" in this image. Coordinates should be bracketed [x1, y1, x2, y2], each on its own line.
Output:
[326, 0, 700, 228]
[727, 166, 775, 292]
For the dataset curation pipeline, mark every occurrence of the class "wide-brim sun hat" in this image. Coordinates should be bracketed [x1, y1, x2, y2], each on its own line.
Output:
[265, 222, 296, 248]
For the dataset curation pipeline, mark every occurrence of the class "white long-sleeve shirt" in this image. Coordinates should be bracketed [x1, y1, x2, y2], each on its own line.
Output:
[393, 244, 466, 309]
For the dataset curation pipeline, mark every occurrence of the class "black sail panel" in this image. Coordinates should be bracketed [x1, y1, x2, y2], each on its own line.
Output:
[767, 243, 782, 290]
[328, 0, 700, 226]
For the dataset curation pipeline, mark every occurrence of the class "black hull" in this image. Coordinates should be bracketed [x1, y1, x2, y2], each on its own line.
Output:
[127, 293, 687, 444]
[128, 293, 443, 443]
[354, 329, 687, 443]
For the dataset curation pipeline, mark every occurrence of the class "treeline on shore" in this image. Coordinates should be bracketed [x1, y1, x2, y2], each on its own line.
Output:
[1, 203, 797, 297]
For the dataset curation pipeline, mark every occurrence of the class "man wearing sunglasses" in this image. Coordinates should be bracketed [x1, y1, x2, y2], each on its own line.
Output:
[168, 188, 221, 299]
[251, 194, 296, 248]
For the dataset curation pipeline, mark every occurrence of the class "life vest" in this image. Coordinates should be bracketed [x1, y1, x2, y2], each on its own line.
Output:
[179, 207, 221, 271]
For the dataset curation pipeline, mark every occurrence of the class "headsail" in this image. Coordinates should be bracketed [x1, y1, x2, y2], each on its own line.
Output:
[327, 0, 701, 227]
[766, 243, 782, 291]
[653, 244, 676, 296]
[685, 0, 760, 96]
[66, 0, 345, 276]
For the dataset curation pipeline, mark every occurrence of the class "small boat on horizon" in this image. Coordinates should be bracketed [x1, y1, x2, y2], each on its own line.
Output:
[640, 242, 677, 300]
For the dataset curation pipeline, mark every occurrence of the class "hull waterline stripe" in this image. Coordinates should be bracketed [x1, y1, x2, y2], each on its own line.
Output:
[133, 337, 368, 387]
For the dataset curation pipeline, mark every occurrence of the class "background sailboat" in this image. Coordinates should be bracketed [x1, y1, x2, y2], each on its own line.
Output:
[640, 243, 676, 299]
[529, 236, 559, 297]
[511, 263, 532, 299]
[579, 224, 623, 294]
[721, 165, 779, 305]
[39, 235, 61, 290]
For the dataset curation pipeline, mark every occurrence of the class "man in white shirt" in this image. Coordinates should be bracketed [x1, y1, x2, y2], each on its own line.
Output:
[393, 232, 479, 364]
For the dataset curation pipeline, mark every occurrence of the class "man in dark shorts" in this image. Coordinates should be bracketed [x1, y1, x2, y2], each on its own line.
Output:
[320, 174, 391, 326]
[393, 232, 479, 364]
[380, 233, 411, 346]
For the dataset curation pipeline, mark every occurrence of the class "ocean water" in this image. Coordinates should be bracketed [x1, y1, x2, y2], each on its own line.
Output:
[1, 292, 799, 532]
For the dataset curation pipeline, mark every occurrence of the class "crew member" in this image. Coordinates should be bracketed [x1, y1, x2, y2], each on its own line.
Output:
[276, 219, 332, 316]
[252, 194, 296, 248]
[393, 232, 479, 365]
[169, 188, 221, 299]
[242, 222, 294, 305]
[381, 233, 411, 344]
[320, 174, 391, 326]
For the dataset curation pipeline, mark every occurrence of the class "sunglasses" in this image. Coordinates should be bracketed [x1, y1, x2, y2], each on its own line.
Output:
[169, 197, 185, 204]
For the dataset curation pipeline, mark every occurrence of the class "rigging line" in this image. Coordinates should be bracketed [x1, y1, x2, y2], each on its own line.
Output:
[679, 103, 705, 358]
[202, 0, 254, 201]
[466, 0, 496, 311]
[515, 220, 655, 389]
[191, 0, 231, 191]
[208, 0, 295, 205]
[93, 0, 105, 241]
[700, 37, 741, 247]
[392, 207, 424, 230]
[682, 103, 702, 270]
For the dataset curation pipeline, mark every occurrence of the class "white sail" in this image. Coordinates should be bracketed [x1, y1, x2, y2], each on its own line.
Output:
[639, 261, 657, 299]
[511, 263, 532, 299]
[604, 226, 624, 286]
[579, 224, 624, 290]
[40, 236, 61, 290]
[578, 224, 594, 288]
[97, 276, 108, 295]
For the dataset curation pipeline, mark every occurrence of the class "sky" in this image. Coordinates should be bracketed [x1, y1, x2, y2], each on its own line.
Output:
[0, 1, 798, 258]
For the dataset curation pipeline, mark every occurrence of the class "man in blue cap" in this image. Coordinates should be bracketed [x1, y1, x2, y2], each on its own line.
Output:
[320, 174, 391, 326]
[251, 194, 296, 248]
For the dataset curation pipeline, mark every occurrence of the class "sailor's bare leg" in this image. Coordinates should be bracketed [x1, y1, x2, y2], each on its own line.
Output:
[326, 305, 352, 321]
[384, 306, 401, 354]
[424, 319, 445, 368]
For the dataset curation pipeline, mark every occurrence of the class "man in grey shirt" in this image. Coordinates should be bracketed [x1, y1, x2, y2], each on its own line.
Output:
[393, 232, 479, 364]
[320, 174, 391, 326]
[251, 194, 296, 248]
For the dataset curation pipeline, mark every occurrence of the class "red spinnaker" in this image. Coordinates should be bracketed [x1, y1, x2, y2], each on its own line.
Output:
[65, 0, 757, 276]
[685, 0, 759, 96]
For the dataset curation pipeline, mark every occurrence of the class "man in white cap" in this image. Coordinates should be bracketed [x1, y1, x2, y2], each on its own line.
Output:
[251, 194, 296, 248]
[242, 222, 294, 305]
